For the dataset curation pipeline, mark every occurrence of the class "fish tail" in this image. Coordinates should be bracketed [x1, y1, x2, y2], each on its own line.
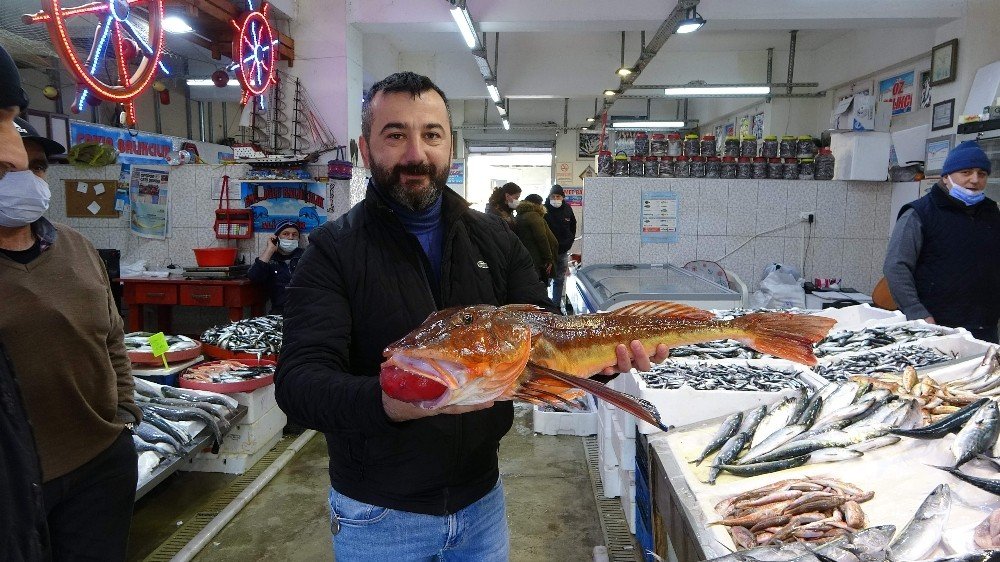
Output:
[526, 362, 670, 431]
[728, 313, 836, 366]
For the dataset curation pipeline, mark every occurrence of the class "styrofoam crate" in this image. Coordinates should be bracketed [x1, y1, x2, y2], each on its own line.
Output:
[618, 466, 636, 534]
[532, 395, 597, 436]
[812, 303, 905, 332]
[815, 319, 970, 365]
[218, 404, 286, 455]
[623, 359, 823, 434]
[599, 440, 620, 471]
[610, 412, 636, 469]
[227, 383, 278, 425]
[600, 459, 621, 498]
[814, 333, 996, 382]
[186, 432, 281, 474]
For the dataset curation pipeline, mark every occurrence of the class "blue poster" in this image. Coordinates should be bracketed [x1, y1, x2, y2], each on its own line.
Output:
[640, 190, 679, 244]
[69, 121, 175, 165]
[447, 160, 464, 185]
[240, 181, 328, 233]
[878, 71, 915, 116]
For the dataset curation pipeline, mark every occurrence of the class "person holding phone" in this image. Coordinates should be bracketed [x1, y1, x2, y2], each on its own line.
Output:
[248, 220, 304, 314]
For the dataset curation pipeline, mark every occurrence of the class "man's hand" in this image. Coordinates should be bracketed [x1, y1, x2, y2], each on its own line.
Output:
[600, 341, 670, 376]
[382, 392, 495, 422]
[924, 316, 936, 324]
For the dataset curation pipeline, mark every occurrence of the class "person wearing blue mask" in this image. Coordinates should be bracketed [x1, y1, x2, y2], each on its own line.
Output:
[884, 140, 999, 342]
[248, 220, 304, 314]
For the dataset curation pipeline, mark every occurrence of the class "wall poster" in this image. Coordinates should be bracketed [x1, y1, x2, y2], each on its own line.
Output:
[241, 181, 328, 233]
[879, 71, 915, 115]
[125, 164, 170, 239]
[640, 190, 679, 244]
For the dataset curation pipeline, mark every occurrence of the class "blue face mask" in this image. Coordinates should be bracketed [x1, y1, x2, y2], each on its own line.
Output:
[948, 183, 986, 206]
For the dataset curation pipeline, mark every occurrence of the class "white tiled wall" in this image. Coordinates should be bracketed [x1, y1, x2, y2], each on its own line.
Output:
[581, 177, 895, 294]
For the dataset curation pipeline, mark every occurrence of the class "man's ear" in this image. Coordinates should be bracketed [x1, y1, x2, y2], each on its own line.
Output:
[359, 135, 371, 168]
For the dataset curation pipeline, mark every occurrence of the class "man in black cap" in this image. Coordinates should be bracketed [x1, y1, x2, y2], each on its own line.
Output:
[544, 184, 577, 312]
[15, 117, 66, 180]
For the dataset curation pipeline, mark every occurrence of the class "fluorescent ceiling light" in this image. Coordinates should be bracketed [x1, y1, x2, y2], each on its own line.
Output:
[487, 83, 501, 103]
[187, 78, 240, 87]
[612, 121, 685, 129]
[162, 16, 193, 34]
[496, 104, 507, 116]
[450, 7, 478, 49]
[676, 8, 706, 34]
[603, 90, 617, 96]
[473, 53, 492, 79]
[663, 86, 770, 96]
[502, 118, 511, 130]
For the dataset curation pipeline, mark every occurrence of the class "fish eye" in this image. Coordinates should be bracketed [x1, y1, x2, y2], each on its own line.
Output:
[462, 313, 474, 324]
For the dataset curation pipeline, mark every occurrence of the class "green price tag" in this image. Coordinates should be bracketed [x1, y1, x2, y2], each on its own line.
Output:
[148, 332, 170, 369]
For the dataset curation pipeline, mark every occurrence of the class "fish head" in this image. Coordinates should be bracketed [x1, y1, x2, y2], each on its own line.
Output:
[380, 305, 534, 408]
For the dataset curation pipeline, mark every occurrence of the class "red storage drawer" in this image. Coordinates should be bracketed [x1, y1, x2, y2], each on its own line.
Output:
[133, 283, 178, 305]
[179, 285, 224, 307]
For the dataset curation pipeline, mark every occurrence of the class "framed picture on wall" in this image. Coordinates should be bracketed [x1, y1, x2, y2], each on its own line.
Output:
[931, 99, 955, 131]
[930, 39, 958, 86]
[919, 70, 932, 108]
[577, 131, 607, 159]
[924, 134, 954, 176]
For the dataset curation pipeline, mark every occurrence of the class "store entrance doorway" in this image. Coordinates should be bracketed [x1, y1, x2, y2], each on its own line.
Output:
[466, 152, 553, 212]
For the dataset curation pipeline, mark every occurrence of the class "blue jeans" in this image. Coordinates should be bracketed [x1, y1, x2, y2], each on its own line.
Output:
[549, 253, 570, 309]
[329, 479, 509, 561]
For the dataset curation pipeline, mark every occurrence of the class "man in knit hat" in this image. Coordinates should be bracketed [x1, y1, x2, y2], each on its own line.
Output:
[884, 140, 998, 342]
[248, 219, 305, 313]
[544, 184, 577, 312]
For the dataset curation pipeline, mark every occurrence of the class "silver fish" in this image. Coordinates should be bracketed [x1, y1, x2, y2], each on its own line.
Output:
[738, 424, 809, 464]
[752, 397, 799, 448]
[708, 431, 749, 484]
[739, 405, 769, 440]
[847, 435, 901, 453]
[695, 412, 742, 465]
[815, 382, 859, 422]
[952, 401, 1000, 467]
[888, 484, 952, 561]
[808, 447, 863, 463]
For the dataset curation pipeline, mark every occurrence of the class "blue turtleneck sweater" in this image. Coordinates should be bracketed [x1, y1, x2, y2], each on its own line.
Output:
[380, 186, 445, 285]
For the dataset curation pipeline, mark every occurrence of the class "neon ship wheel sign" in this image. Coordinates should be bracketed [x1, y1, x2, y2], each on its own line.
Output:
[230, 0, 280, 110]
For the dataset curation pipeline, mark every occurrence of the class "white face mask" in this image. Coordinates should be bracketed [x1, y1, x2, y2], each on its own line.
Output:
[278, 239, 299, 254]
[0, 170, 50, 228]
[507, 199, 520, 210]
[550, 199, 563, 208]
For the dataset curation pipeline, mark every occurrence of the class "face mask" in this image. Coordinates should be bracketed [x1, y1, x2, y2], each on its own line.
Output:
[0, 170, 50, 228]
[508, 200, 519, 210]
[278, 239, 299, 254]
[550, 199, 563, 208]
[947, 179, 986, 206]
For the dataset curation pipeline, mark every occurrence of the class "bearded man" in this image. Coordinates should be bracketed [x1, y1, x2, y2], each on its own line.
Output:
[275, 72, 666, 560]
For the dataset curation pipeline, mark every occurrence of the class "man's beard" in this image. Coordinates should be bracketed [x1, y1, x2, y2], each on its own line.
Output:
[371, 159, 448, 211]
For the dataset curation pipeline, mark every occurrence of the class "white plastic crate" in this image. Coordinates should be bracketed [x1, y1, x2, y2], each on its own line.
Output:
[532, 395, 597, 436]
[186, 432, 281, 474]
[812, 303, 905, 332]
[815, 332, 995, 375]
[218, 404, 286, 455]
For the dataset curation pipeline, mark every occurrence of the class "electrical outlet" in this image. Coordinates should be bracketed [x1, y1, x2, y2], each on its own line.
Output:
[799, 211, 816, 223]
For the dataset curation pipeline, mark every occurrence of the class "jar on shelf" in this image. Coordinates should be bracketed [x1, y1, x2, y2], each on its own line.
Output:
[721, 156, 738, 179]
[797, 136, 816, 159]
[635, 131, 649, 156]
[783, 157, 799, 180]
[690, 156, 707, 178]
[737, 157, 753, 179]
[761, 135, 779, 158]
[650, 134, 667, 157]
[799, 158, 815, 180]
[645, 156, 660, 178]
[723, 136, 740, 158]
[701, 135, 717, 157]
[630, 155, 646, 177]
[752, 156, 768, 179]
[666, 133, 683, 157]
[779, 136, 796, 158]
[660, 156, 676, 178]
[675, 155, 691, 178]
[768, 157, 784, 179]
[597, 150, 613, 176]
[683, 134, 700, 156]
[814, 148, 835, 180]
[740, 136, 758, 158]
[613, 151, 629, 177]
[706, 156, 722, 178]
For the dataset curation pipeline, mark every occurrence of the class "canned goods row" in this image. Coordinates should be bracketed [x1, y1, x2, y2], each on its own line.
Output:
[597, 148, 835, 180]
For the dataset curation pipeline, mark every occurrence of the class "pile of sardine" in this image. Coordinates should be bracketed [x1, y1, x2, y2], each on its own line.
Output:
[124, 332, 199, 353]
[813, 324, 947, 358]
[200, 315, 282, 355]
[183, 360, 276, 384]
[538, 395, 591, 413]
[667, 340, 763, 360]
[814, 345, 956, 382]
[711, 476, 875, 548]
[131, 376, 238, 469]
[706, 524, 895, 562]
[639, 363, 808, 392]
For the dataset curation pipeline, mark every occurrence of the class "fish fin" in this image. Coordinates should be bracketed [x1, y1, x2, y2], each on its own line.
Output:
[499, 304, 551, 313]
[605, 301, 716, 321]
[730, 313, 836, 366]
[527, 361, 670, 431]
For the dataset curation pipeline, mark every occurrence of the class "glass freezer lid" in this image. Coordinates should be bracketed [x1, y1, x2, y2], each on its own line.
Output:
[577, 264, 737, 302]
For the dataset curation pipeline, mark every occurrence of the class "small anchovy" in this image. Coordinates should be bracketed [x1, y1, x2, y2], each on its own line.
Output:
[639, 363, 808, 392]
[201, 315, 283, 355]
[813, 325, 945, 358]
[815, 346, 955, 382]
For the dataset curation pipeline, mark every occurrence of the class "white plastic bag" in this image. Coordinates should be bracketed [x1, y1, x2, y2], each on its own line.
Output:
[750, 269, 805, 309]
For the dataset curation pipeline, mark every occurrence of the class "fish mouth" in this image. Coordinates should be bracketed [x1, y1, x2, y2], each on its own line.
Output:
[384, 353, 468, 390]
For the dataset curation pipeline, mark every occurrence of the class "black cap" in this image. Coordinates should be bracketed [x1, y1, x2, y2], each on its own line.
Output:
[524, 194, 544, 205]
[274, 220, 300, 236]
[549, 184, 565, 196]
[15, 118, 65, 156]
[0, 44, 28, 111]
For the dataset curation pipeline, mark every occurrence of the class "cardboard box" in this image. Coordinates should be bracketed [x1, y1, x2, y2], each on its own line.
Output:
[532, 395, 597, 436]
[217, 404, 286, 455]
[228, 383, 278, 425]
[829, 131, 892, 181]
[185, 432, 281, 475]
[830, 93, 891, 131]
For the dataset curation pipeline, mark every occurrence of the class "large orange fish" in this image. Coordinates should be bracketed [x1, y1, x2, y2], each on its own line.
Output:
[380, 302, 836, 430]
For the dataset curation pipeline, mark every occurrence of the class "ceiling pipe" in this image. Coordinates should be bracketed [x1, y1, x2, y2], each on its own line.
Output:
[787, 30, 798, 96]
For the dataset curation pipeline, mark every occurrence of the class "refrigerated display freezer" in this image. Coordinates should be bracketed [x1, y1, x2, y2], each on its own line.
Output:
[569, 263, 745, 313]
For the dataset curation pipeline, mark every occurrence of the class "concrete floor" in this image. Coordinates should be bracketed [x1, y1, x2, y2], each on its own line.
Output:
[129, 403, 605, 561]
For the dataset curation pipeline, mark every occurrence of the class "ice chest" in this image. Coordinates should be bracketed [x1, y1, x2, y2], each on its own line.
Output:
[217, 404, 286, 455]
[228, 383, 279, 424]
[532, 395, 597, 436]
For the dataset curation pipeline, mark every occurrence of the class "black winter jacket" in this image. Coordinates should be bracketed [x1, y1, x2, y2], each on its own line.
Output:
[0, 341, 49, 561]
[247, 247, 303, 313]
[544, 200, 577, 254]
[275, 182, 555, 515]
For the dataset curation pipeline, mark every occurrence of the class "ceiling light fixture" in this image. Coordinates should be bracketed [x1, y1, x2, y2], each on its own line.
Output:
[502, 118, 511, 130]
[496, 104, 507, 116]
[604, 90, 617, 97]
[615, 31, 632, 77]
[612, 120, 685, 129]
[450, 6, 479, 49]
[187, 78, 241, 87]
[663, 85, 770, 96]
[586, 117, 595, 122]
[487, 83, 501, 103]
[676, 7, 706, 34]
[162, 15, 193, 34]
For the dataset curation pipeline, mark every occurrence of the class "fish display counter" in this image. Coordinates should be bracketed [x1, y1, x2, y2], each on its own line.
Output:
[571, 263, 744, 313]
